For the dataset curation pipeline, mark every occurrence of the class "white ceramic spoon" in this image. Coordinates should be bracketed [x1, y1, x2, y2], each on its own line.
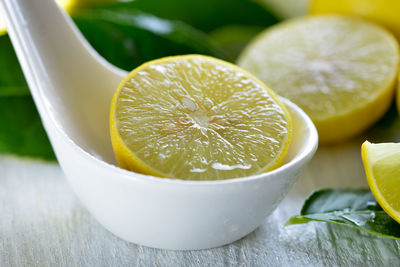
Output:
[0, 0, 318, 250]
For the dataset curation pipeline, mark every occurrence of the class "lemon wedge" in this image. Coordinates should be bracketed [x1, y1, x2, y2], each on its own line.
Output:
[238, 15, 399, 143]
[110, 55, 292, 180]
[361, 141, 400, 223]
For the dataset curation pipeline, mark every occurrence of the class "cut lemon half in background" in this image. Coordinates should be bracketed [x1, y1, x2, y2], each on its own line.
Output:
[310, 0, 400, 39]
[110, 55, 292, 181]
[238, 15, 399, 144]
[362, 141, 400, 224]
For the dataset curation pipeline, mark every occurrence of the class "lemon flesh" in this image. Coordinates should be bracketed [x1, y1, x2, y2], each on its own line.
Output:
[110, 55, 292, 181]
[310, 0, 400, 39]
[238, 15, 399, 143]
[361, 141, 400, 224]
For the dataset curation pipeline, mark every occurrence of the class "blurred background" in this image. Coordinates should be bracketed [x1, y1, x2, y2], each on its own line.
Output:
[1, 0, 399, 160]
[0, 0, 309, 160]
[0, 0, 310, 63]
[0, 0, 309, 33]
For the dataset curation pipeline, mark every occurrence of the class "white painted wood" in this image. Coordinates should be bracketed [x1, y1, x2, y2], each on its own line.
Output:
[2, 118, 400, 266]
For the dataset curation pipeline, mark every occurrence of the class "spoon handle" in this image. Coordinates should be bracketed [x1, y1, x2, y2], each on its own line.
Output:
[0, 0, 124, 162]
[0, 0, 122, 99]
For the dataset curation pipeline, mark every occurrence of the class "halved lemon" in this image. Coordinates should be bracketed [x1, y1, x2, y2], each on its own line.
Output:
[361, 141, 400, 223]
[110, 55, 292, 180]
[238, 15, 399, 143]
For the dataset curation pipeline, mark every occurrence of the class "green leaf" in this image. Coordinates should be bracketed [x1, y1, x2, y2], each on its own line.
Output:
[103, 0, 279, 33]
[0, 35, 30, 97]
[286, 189, 400, 240]
[72, 0, 280, 65]
[209, 25, 265, 61]
[73, 8, 227, 71]
[0, 35, 55, 160]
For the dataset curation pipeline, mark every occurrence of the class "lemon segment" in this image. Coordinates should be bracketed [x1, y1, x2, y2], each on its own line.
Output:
[361, 141, 400, 224]
[238, 15, 399, 143]
[310, 0, 400, 39]
[110, 55, 292, 181]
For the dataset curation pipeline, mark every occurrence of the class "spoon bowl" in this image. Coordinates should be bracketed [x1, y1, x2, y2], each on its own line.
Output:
[62, 97, 318, 250]
[0, 0, 318, 250]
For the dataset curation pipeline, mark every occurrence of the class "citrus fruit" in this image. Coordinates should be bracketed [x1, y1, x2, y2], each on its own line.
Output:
[64, 0, 116, 13]
[361, 141, 400, 224]
[310, 0, 400, 39]
[0, 0, 76, 35]
[237, 15, 399, 144]
[110, 55, 292, 181]
[0, 0, 115, 35]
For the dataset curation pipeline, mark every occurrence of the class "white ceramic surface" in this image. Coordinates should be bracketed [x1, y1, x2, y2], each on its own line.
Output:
[0, 0, 318, 250]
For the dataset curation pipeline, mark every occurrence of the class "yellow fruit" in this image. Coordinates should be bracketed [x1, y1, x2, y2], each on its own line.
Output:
[238, 15, 399, 144]
[310, 0, 400, 39]
[0, 0, 116, 35]
[65, 0, 116, 13]
[361, 141, 400, 224]
[110, 55, 292, 181]
[0, 0, 75, 35]
[56, 0, 74, 10]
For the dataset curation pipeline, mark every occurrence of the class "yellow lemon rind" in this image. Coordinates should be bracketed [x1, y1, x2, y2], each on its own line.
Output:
[317, 74, 397, 144]
[315, 16, 399, 143]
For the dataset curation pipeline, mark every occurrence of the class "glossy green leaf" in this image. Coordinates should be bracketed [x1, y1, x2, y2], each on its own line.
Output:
[102, 0, 279, 33]
[73, 0, 280, 65]
[73, 8, 226, 71]
[286, 189, 400, 239]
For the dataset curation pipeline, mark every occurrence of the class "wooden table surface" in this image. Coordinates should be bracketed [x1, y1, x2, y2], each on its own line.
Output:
[2, 108, 400, 266]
